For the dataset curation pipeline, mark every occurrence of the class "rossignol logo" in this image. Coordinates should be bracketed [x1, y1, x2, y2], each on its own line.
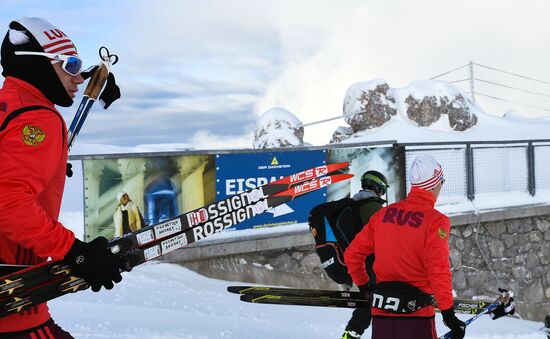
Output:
[187, 209, 207, 226]
[192, 200, 269, 241]
[187, 188, 265, 226]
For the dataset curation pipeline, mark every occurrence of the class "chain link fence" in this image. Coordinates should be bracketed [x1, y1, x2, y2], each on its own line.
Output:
[404, 140, 550, 203]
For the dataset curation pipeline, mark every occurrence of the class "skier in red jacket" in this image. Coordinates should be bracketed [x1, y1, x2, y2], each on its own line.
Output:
[0, 17, 125, 337]
[344, 154, 464, 338]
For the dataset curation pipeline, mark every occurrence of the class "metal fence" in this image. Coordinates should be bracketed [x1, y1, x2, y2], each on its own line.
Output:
[403, 140, 550, 203]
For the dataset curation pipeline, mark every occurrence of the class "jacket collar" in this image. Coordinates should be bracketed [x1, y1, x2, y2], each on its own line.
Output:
[3, 76, 55, 108]
[406, 187, 437, 208]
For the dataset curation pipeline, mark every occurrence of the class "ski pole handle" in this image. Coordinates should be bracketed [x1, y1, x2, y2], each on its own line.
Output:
[83, 61, 109, 101]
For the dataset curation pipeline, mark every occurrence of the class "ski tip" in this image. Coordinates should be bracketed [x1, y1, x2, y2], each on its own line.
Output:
[227, 286, 245, 294]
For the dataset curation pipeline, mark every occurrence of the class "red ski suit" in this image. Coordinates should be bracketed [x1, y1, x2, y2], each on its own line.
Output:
[344, 187, 454, 317]
[0, 77, 75, 332]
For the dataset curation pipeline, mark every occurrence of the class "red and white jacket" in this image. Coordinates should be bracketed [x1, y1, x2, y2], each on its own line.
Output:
[0, 77, 75, 332]
[344, 187, 454, 317]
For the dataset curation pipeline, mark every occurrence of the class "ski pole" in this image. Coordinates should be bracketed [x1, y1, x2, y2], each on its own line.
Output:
[67, 46, 118, 150]
[439, 291, 511, 339]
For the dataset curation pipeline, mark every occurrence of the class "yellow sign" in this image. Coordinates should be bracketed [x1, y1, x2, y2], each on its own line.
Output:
[22, 124, 46, 147]
[271, 156, 279, 165]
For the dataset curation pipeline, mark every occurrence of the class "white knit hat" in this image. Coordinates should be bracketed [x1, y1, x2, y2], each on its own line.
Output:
[116, 191, 127, 202]
[409, 154, 444, 190]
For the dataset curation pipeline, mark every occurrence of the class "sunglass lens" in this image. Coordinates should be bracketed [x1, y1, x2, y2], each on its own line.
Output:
[65, 56, 82, 76]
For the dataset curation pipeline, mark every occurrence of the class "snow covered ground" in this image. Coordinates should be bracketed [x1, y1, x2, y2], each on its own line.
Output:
[49, 262, 546, 339]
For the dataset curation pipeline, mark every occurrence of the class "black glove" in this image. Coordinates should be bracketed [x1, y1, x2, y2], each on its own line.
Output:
[81, 65, 121, 109]
[441, 308, 466, 339]
[64, 237, 125, 292]
[490, 288, 516, 320]
[358, 283, 373, 297]
[66, 162, 73, 177]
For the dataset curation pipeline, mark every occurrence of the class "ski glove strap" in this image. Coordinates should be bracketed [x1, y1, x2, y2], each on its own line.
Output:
[441, 308, 466, 339]
[64, 237, 125, 292]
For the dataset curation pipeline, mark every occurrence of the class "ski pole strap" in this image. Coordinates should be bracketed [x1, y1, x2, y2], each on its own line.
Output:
[371, 281, 434, 313]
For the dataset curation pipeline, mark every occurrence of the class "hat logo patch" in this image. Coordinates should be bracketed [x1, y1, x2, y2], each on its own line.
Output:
[22, 124, 46, 146]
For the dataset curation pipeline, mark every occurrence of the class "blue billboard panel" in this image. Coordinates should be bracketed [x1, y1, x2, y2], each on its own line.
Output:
[216, 150, 326, 230]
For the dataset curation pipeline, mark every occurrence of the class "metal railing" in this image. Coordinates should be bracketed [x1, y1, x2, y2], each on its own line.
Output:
[403, 139, 550, 202]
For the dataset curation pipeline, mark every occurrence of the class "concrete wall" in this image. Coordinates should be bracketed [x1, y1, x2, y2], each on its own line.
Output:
[163, 204, 550, 322]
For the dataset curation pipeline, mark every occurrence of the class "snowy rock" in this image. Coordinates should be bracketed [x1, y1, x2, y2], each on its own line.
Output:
[404, 80, 478, 131]
[336, 79, 478, 142]
[342, 79, 398, 132]
[330, 126, 354, 143]
[253, 107, 306, 149]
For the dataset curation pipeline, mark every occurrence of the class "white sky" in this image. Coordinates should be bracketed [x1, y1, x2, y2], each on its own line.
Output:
[1, 0, 550, 147]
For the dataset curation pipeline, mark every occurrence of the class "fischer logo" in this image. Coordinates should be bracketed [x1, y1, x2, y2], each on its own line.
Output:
[293, 177, 332, 194]
[457, 303, 480, 309]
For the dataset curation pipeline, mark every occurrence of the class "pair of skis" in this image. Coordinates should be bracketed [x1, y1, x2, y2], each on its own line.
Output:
[0, 162, 352, 318]
[229, 285, 515, 338]
[227, 285, 494, 315]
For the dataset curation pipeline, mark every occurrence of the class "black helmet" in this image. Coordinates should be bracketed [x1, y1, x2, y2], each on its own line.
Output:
[361, 170, 389, 196]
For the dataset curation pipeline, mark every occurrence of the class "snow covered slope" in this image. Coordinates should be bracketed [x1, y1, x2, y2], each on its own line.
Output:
[49, 263, 546, 339]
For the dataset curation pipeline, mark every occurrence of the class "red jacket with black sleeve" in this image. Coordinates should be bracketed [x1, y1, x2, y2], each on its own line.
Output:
[344, 187, 454, 317]
[0, 77, 76, 332]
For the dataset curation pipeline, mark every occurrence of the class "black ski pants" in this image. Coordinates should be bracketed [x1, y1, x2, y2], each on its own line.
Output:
[371, 316, 437, 339]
